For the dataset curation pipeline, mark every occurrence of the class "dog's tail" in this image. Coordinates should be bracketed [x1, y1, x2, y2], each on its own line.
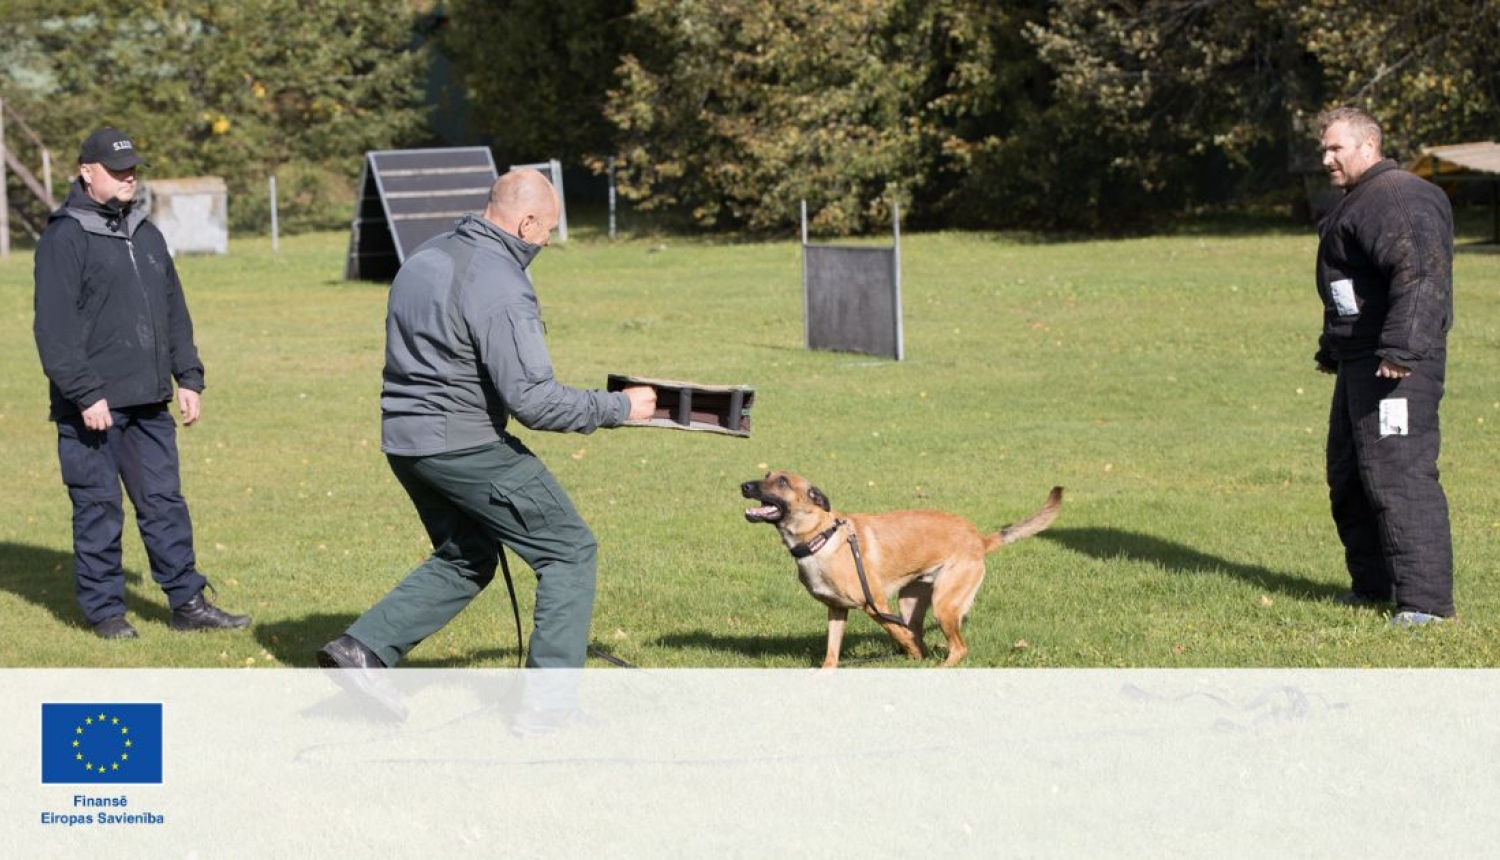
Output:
[984, 486, 1063, 552]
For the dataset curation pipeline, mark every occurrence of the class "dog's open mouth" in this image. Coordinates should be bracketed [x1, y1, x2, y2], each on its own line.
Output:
[741, 483, 786, 523]
[744, 503, 784, 523]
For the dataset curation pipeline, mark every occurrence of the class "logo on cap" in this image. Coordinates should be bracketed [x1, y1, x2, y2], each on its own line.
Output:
[79, 128, 145, 171]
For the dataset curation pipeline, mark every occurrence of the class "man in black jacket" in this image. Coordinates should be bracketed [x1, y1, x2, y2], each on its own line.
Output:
[33, 127, 250, 640]
[1314, 107, 1455, 626]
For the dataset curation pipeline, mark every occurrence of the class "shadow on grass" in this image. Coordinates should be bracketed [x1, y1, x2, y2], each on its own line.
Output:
[653, 629, 902, 667]
[256, 612, 357, 668]
[1040, 527, 1343, 601]
[404, 650, 520, 669]
[254, 612, 521, 669]
[0, 541, 173, 629]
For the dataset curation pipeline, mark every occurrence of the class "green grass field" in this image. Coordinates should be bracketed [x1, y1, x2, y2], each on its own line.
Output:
[3, 218, 1498, 669]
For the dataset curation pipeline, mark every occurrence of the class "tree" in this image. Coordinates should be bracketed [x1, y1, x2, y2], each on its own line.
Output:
[1023, 0, 1318, 229]
[911, 0, 1059, 230]
[605, 0, 1009, 235]
[1294, 1, 1500, 159]
[1, 0, 431, 233]
[439, 0, 633, 164]
[1020, 1, 1500, 227]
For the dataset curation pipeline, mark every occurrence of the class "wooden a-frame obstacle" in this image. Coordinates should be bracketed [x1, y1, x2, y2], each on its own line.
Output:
[345, 147, 497, 281]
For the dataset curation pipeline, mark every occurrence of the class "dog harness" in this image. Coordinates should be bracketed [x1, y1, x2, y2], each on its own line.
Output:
[788, 519, 908, 627]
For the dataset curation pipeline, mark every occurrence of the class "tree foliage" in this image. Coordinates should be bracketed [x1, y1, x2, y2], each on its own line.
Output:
[1021, 0, 1315, 228]
[1294, 0, 1500, 160]
[438, 0, 632, 163]
[600, 0, 1313, 233]
[5, 0, 1499, 238]
[607, 0, 1021, 234]
[1, 0, 431, 233]
[598, 0, 1500, 233]
[1023, 0, 1500, 227]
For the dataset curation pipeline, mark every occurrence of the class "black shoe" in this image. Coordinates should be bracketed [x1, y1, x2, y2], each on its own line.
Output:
[170, 592, 251, 631]
[316, 635, 407, 722]
[316, 635, 387, 669]
[93, 615, 139, 640]
[1335, 590, 1394, 607]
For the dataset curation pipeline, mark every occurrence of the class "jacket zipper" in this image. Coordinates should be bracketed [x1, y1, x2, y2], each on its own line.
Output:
[126, 237, 169, 398]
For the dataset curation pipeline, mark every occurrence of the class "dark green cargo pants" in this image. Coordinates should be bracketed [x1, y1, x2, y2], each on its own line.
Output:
[347, 434, 597, 668]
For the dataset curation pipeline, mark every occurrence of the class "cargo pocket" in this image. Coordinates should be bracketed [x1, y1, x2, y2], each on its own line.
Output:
[56, 419, 117, 503]
[490, 457, 558, 533]
[507, 306, 554, 383]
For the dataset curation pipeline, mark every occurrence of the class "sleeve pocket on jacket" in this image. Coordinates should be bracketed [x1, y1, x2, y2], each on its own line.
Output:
[506, 306, 554, 383]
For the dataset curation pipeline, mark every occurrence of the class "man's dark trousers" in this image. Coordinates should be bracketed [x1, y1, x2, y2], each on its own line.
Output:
[349, 434, 598, 668]
[57, 404, 207, 624]
[1327, 352, 1453, 616]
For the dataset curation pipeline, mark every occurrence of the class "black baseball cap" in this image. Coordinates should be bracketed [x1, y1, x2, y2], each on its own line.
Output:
[78, 127, 146, 170]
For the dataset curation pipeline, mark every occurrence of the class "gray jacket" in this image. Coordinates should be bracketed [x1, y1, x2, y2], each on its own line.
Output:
[380, 213, 629, 456]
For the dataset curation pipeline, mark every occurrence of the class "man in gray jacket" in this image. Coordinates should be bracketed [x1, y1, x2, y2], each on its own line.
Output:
[1314, 107, 1454, 626]
[318, 169, 655, 674]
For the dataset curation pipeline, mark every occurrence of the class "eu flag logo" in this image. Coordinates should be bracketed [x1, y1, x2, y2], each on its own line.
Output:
[41, 703, 163, 784]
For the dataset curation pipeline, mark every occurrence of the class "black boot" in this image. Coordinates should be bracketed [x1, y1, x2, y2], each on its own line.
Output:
[93, 615, 139, 640]
[316, 635, 386, 669]
[315, 635, 406, 722]
[170, 592, 251, 631]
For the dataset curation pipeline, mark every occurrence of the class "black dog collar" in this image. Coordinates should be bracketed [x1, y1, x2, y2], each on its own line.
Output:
[789, 520, 845, 558]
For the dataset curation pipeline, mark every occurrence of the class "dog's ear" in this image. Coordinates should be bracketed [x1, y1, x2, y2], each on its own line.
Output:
[809, 486, 831, 511]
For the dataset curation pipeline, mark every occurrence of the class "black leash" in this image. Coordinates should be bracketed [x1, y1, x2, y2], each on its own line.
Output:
[792, 519, 906, 627]
[497, 547, 524, 669]
[845, 527, 908, 627]
[587, 647, 636, 668]
[497, 545, 637, 669]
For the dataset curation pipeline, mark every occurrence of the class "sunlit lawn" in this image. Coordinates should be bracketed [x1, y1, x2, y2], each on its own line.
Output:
[2, 215, 1498, 668]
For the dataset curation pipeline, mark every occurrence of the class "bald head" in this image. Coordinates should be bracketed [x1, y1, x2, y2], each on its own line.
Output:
[484, 169, 560, 246]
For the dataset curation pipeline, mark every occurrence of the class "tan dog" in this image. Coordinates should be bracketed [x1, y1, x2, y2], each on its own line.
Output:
[741, 470, 1062, 668]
